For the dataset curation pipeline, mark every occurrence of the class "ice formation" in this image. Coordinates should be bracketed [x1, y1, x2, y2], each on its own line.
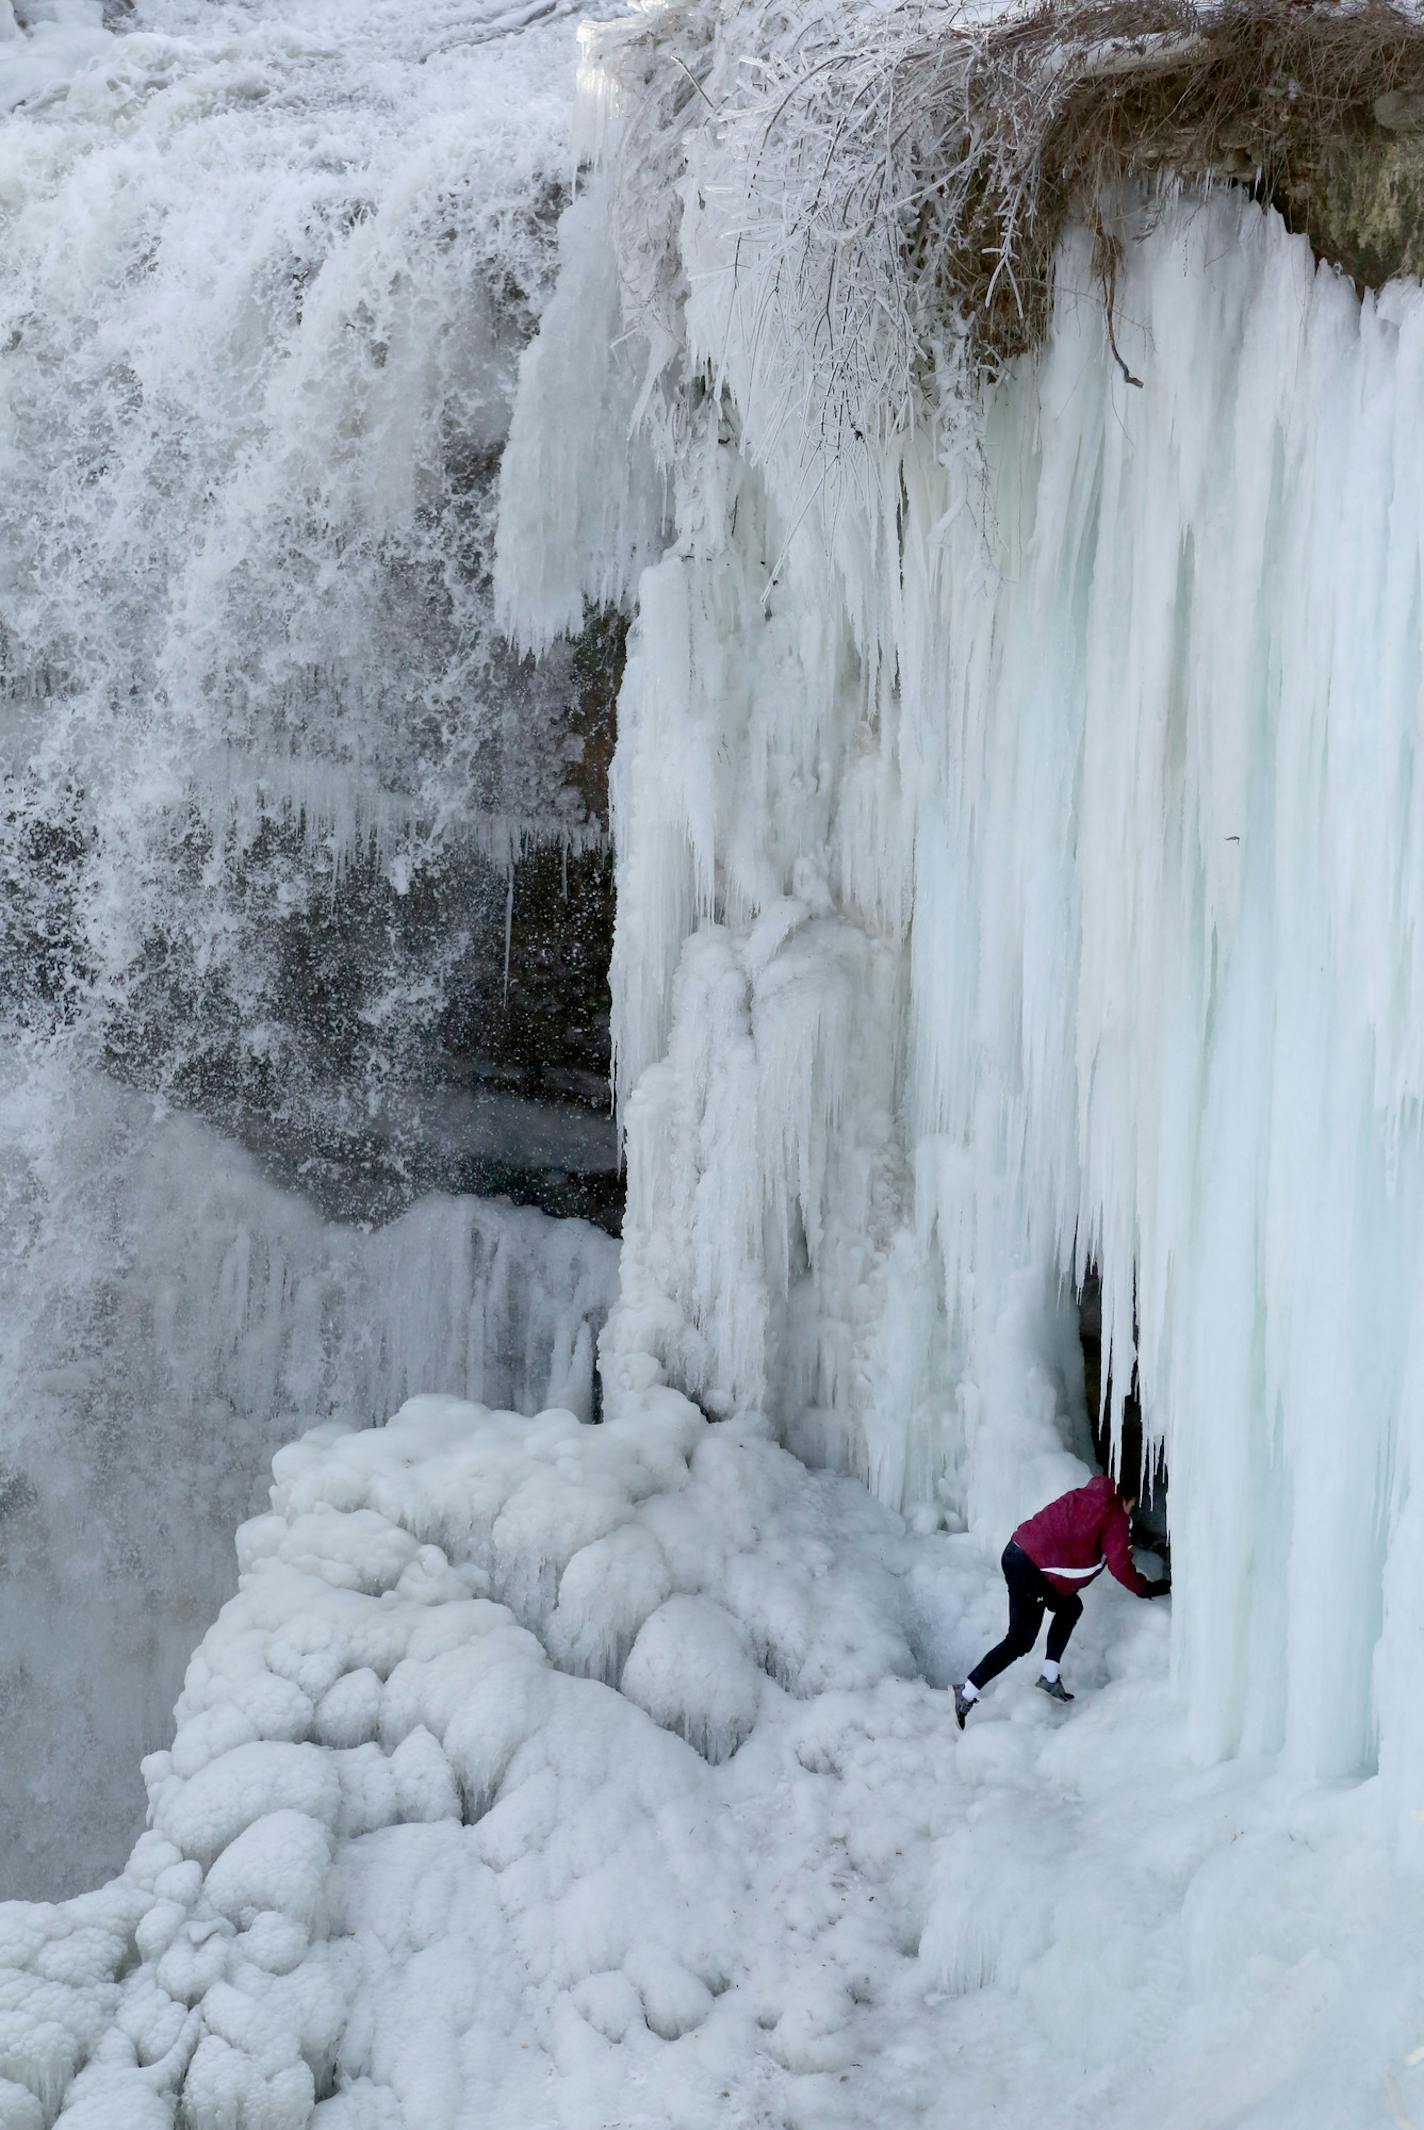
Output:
[498, 13, 1424, 1806]
[0, 1080, 617, 1896]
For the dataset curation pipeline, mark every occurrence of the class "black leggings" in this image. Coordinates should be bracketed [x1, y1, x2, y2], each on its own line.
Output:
[968, 1541, 1083, 1690]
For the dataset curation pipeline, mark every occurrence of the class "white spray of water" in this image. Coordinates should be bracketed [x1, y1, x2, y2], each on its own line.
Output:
[0, 0, 617, 1894]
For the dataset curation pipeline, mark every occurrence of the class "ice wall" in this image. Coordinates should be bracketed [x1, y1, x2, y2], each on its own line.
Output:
[500, 25, 1424, 1801]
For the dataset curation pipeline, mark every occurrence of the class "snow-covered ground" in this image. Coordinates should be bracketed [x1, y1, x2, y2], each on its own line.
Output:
[1, 1393, 1417, 2130]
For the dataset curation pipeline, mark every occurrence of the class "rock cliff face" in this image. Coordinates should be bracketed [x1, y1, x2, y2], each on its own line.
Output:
[102, 605, 628, 1237]
[1278, 126, 1424, 293]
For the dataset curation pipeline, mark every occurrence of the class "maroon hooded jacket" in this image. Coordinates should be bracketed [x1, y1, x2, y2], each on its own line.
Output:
[1013, 1474, 1155, 1599]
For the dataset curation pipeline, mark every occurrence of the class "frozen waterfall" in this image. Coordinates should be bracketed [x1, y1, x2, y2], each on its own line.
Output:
[5, 0, 1424, 2123]
[0, 1079, 616, 1899]
[501, 42, 1424, 1804]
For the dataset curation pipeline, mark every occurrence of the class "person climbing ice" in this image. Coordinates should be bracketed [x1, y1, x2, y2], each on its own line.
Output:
[953, 1472, 1170, 1725]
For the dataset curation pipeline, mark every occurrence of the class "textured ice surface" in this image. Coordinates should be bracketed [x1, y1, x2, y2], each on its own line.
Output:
[1, 1395, 1417, 2129]
[503, 60, 1424, 1798]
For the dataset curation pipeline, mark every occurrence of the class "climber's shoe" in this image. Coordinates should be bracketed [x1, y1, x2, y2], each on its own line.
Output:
[1035, 1675, 1074, 1704]
[952, 1683, 976, 1730]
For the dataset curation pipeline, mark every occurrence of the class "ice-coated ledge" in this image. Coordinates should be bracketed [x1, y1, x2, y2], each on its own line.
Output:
[2, 1394, 1415, 2130]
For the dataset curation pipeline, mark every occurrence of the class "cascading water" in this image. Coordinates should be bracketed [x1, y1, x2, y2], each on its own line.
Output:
[0, 0, 619, 1896]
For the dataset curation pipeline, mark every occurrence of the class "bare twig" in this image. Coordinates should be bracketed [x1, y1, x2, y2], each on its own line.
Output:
[671, 52, 718, 115]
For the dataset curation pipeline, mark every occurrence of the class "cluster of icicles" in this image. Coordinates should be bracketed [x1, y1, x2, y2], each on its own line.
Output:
[498, 18, 1424, 1809]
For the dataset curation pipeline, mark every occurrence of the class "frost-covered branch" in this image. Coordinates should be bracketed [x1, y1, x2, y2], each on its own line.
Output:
[585, 0, 1424, 461]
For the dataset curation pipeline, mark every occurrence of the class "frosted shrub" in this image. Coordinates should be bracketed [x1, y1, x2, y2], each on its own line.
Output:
[588, 0, 1424, 461]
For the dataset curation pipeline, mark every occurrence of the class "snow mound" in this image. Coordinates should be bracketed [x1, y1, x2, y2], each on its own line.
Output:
[620, 1591, 761, 1762]
[4, 1394, 1421, 2128]
[0, 1393, 925, 2127]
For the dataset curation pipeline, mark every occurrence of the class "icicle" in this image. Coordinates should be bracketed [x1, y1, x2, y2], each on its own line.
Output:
[503, 864, 515, 1005]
